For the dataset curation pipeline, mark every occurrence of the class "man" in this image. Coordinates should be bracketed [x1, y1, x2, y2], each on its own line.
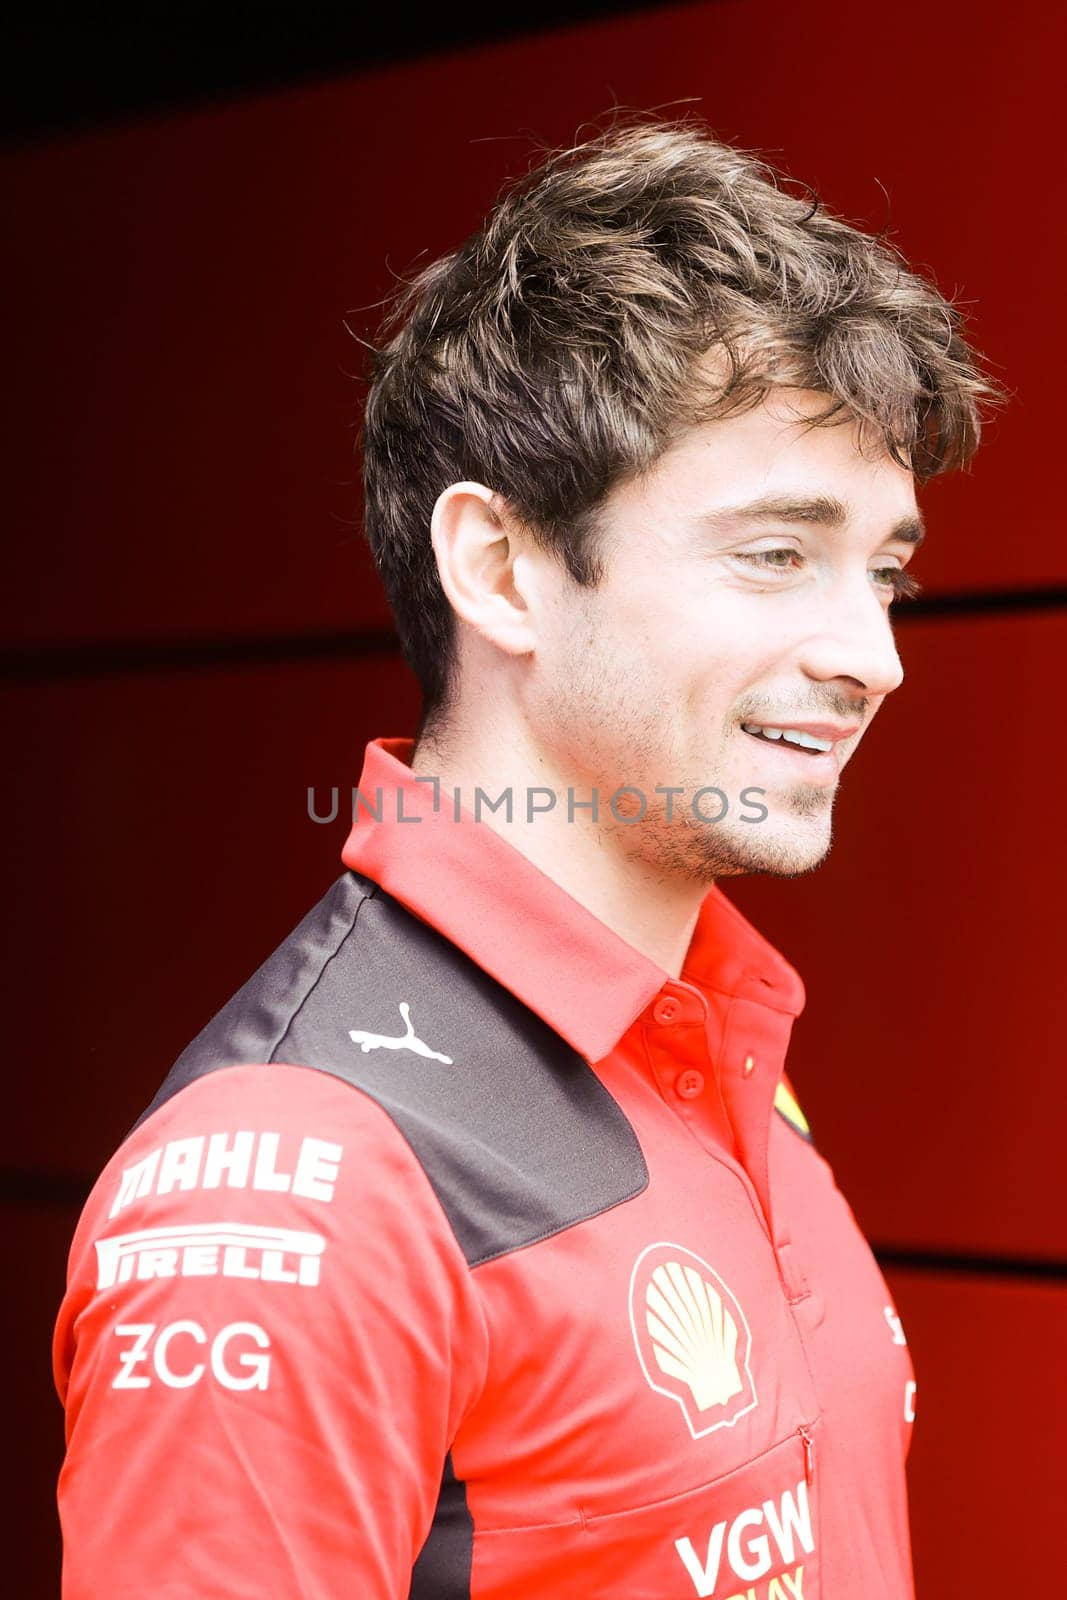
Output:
[54, 115, 999, 1597]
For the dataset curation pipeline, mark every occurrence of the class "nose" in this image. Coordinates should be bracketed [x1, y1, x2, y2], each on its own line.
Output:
[795, 573, 906, 701]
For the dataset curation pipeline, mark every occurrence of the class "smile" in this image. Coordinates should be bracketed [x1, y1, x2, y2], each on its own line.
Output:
[739, 725, 842, 785]
[740, 723, 832, 754]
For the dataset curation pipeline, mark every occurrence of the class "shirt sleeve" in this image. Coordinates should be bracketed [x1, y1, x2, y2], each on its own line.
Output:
[53, 1063, 489, 1600]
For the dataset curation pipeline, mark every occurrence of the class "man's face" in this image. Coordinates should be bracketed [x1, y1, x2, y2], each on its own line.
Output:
[526, 384, 921, 880]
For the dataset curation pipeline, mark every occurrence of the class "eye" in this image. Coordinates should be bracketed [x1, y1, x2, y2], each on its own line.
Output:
[734, 551, 923, 604]
[872, 566, 924, 602]
[733, 549, 804, 572]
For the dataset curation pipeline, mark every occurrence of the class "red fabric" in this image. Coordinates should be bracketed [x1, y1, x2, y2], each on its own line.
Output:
[55, 735, 917, 1597]
[54, 1066, 488, 1597]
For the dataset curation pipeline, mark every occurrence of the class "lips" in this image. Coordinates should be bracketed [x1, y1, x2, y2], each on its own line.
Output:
[740, 721, 861, 745]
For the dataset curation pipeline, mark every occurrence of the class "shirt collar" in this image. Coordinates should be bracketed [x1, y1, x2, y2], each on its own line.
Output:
[341, 737, 805, 1064]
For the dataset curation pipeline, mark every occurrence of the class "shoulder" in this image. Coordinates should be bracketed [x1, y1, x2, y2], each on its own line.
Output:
[65, 1063, 470, 1319]
[127, 870, 649, 1270]
[97, 1061, 439, 1232]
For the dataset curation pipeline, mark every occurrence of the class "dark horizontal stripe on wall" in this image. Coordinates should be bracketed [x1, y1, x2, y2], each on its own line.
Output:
[874, 1245, 1067, 1284]
[0, 627, 402, 683]
[2, 585, 1066, 684]
[0, 1168, 93, 1207]
[3, 0, 686, 144]
[892, 584, 1067, 620]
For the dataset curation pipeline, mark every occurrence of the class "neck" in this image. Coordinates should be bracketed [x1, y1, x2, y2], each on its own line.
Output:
[410, 722, 708, 981]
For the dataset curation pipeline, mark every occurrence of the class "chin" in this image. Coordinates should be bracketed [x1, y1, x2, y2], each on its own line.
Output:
[715, 821, 834, 880]
[754, 834, 833, 878]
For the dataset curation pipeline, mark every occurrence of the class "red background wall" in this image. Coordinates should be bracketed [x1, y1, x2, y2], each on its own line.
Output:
[4, 0, 1064, 1589]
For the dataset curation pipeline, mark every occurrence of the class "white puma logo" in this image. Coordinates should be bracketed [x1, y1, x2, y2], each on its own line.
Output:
[348, 1001, 453, 1063]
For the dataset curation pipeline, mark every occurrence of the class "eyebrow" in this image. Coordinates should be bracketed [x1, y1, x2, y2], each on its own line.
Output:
[690, 492, 926, 549]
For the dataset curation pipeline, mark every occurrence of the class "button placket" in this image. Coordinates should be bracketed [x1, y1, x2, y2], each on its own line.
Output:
[642, 984, 742, 1149]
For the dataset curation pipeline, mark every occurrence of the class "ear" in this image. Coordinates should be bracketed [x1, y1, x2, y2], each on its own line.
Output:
[429, 482, 542, 660]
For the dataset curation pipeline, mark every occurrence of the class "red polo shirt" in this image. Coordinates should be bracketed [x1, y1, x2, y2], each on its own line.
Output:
[54, 734, 917, 1598]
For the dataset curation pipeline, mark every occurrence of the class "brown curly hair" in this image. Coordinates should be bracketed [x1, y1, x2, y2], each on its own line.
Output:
[357, 111, 1005, 739]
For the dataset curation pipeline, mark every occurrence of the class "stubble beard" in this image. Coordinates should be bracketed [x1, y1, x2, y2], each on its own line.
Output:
[603, 774, 837, 884]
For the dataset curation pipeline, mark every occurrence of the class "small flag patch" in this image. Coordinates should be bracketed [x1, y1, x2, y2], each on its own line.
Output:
[774, 1078, 813, 1143]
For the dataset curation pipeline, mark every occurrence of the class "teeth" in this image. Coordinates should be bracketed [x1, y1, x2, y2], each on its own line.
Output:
[741, 723, 833, 753]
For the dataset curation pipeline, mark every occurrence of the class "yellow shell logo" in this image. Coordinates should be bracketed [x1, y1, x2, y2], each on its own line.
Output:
[647, 1261, 744, 1410]
[629, 1243, 758, 1438]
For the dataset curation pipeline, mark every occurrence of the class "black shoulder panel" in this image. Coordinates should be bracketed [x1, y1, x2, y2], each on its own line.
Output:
[137, 870, 649, 1267]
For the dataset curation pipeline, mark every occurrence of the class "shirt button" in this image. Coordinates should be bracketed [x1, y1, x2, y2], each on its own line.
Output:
[675, 1068, 705, 1099]
[742, 1054, 756, 1078]
[653, 996, 680, 1024]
